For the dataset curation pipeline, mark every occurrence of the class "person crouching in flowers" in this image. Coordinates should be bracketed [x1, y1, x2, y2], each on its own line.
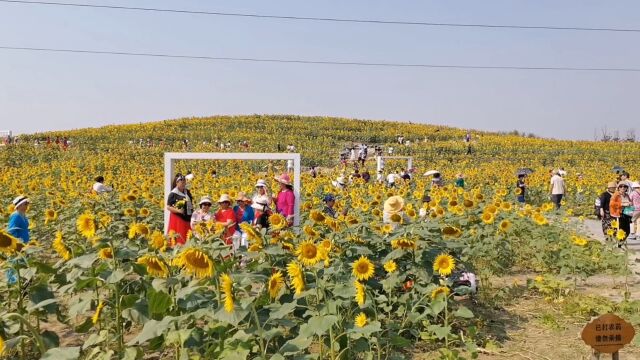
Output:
[190, 196, 213, 237]
[274, 173, 295, 227]
[383, 196, 410, 229]
[214, 194, 236, 246]
[166, 174, 193, 245]
[232, 192, 255, 250]
[610, 182, 632, 245]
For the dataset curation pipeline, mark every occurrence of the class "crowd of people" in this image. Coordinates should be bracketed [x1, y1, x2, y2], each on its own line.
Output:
[165, 172, 295, 249]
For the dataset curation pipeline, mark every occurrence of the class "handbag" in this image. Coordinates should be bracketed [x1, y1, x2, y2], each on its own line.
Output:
[623, 205, 635, 217]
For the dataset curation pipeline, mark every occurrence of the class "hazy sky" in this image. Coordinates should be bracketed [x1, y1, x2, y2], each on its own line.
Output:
[1, 0, 639, 140]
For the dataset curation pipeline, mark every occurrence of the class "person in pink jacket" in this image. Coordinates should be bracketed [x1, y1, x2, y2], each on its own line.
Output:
[274, 173, 295, 227]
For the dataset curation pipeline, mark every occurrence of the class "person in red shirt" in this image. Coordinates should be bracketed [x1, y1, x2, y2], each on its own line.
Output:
[215, 194, 236, 245]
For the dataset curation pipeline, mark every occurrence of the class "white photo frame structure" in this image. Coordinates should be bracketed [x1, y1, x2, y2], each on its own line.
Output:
[164, 152, 302, 230]
[376, 156, 413, 173]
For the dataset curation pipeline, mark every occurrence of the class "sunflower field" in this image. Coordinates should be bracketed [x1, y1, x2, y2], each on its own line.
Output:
[0, 115, 636, 359]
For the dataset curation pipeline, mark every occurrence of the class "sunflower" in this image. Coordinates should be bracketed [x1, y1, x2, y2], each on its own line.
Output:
[98, 247, 113, 260]
[139, 207, 150, 217]
[501, 202, 512, 211]
[52, 231, 72, 260]
[124, 208, 136, 217]
[433, 253, 455, 277]
[240, 222, 262, 246]
[442, 225, 462, 237]
[173, 248, 214, 278]
[390, 213, 402, 223]
[268, 271, 285, 300]
[150, 230, 166, 251]
[383, 260, 397, 273]
[431, 286, 451, 299]
[380, 224, 394, 234]
[391, 237, 416, 250]
[0, 335, 4, 355]
[355, 312, 368, 328]
[572, 236, 588, 246]
[125, 193, 137, 201]
[309, 210, 326, 223]
[76, 213, 96, 239]
[296, 240, 322, 266]
[352, 256, 375, 281]
[463, 199, 475, 208]
[99, 213, 112, 228]
[128, 223, 139, 239]
[0, 229, 18, 255]
[345, 215, 359, 225]
[303, 225, 319, 238]
[611, 219, 619, 229]
[286, 261, 305, 295]
[92, 300, 105, 324]
[616, 229, 627, 241]
[481, 212, 494, 224]
[354, 280, 366, 306]
[281, 242, 295, 252]
[44, 208, 57, 224]
[499, 220, 511, 232]
[533, 214, 548, 226]
[137, 255, 169, 277]
[269, 213, 287, 230]
[372, 208, 382, 217]
[220, 273, 234, 313]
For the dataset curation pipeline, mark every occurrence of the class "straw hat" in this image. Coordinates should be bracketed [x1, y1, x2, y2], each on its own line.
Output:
[255, 179, 268, 188]
[383, 196, 405, 214]
[607, 181, 618, 189]
[217, 194, 232, 203]
[632, 182, 640, 189]
[198, 196, 213, 206]
[274, 173, 292, 186]
[236, 192, 251, 202]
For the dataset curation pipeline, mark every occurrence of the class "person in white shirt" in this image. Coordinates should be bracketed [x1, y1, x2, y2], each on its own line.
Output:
[92, 176, 113, 193]
[550, 170, 566, 210]
[386, 171, 398, 187]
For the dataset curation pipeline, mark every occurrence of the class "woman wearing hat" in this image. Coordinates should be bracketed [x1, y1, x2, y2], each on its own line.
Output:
[233, 192, 255, 249]
[252, 197, 272, 229]
[598, 181, 617, 236]
[190, 196, 213, 231]
[274, 173, 295, 227]
[214, 194, 236, 245]
[8, 196, 31, 243]
[166, 174, 193, 245]
[252, 179, 272, 205]
[610, 182, 632, 243]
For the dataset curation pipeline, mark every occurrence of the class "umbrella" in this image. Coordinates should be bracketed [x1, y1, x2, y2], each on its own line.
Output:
[516, 168, 534, 176]
[423, 170, 440, 176]
[612, 165, 624, 174]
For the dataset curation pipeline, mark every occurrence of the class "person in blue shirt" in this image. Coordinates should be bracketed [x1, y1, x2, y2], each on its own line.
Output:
[8, 195, 30, 243]
[233, 193, 255, 249]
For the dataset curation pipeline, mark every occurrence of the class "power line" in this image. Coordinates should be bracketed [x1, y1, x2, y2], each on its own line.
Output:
[2, 0, 640, 34]
[1, 45, 639, 73]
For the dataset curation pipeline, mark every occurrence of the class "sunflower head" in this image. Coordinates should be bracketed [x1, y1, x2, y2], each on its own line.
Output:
[269, 213, 287, 230]
[150, 230, 166, 251]
[433, 253, 455, 277]
[481, 212, 494, 224]
[431, 286, 451, 299]
[0, 229, 18, 255]
[499, 220, 511, 232]
[137, 255, 169, 277]
[76, 213, 97, 239]
[352, 256, 375, 281]
[355, 312, 368, 328]
[98, 247, 113, 260]
[268, 271, 285, 300]
[296, 240, 322, 266]
[391, 237, 416, 250]
[173, 248, 214, 278]
[442, 225, 462, 237]
[383, 260, 397, 273]
[139, 208, 150, 217]
[309, 210, 326, 223]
